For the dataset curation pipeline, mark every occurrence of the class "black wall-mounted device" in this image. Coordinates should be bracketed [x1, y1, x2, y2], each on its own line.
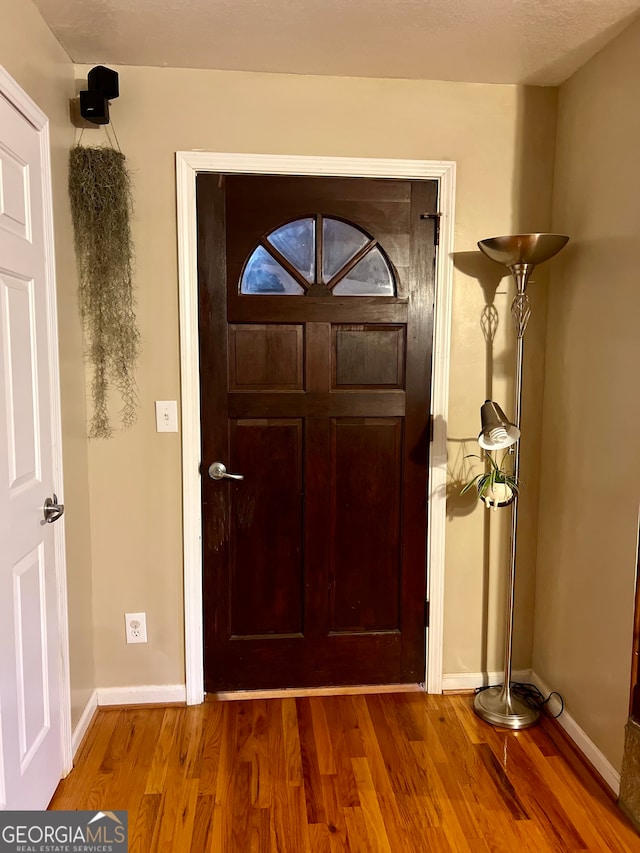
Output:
[79, 66, 119, 125]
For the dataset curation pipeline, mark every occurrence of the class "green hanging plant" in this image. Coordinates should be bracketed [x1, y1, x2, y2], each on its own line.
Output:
[461, 451, 520, 509]
[68, 144, 140, 438]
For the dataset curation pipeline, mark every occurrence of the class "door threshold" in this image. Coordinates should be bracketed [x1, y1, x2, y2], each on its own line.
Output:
[207, 683, 424, 702]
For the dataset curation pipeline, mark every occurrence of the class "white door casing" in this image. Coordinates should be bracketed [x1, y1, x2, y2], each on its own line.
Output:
[0, 69, 71, 809]
[176, 152, 455, 703]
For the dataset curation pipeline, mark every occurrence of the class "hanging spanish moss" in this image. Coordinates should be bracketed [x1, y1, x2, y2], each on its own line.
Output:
[68, 144, 140, 438]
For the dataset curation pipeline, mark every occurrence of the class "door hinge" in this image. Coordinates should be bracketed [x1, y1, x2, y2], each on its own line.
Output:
[429, 414, 434, 443]
[424, 600, 430, 627]
[420, 212, 442, 246]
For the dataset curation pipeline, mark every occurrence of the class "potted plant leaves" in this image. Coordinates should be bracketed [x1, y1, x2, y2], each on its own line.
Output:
[461, 451, 519, 510]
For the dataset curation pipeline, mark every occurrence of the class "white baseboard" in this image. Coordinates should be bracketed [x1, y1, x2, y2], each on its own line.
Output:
[71, 689, 98, 759]
[530, 671, 620, 796]
[441, 669, 531, 692]
[96, 684, 187, 706]
[442, 670, 620, 795]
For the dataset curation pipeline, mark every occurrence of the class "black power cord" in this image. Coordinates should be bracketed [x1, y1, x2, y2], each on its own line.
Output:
[475, 681, 565, 719]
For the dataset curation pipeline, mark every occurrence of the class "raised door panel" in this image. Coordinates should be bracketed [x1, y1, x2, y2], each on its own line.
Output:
[330, 418, 403, 633]
[13, 545, 50, 772]
[228, 324, 303, 390]
[333, 325, 405, 388]
[1, 273, 40, 492]
[0, 141, 32, 242]
[229, 419, 303, 637]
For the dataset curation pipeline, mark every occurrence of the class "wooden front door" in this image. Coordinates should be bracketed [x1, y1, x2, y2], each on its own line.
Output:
[198, 175, 437, 691]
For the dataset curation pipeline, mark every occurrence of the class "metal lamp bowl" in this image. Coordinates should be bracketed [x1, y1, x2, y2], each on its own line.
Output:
[478, 233, 569, 267]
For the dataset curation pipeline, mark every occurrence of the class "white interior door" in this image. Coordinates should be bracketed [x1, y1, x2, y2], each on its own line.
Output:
[0, 73, 70, 809]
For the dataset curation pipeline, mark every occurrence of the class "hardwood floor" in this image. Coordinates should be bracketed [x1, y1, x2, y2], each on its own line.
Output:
[50, 693, 640, 852]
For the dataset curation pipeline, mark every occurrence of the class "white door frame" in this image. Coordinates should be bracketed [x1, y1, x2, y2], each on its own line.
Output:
[176, 152, 455, 703]
[0, 66, 73, 773]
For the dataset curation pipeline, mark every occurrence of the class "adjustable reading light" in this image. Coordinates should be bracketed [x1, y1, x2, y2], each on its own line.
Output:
[478, 400, 520, 451]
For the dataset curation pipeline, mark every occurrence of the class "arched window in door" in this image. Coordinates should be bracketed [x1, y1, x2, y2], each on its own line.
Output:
[239, 215, 397, 296]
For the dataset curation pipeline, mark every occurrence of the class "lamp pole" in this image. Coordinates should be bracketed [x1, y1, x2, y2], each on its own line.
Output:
[503, 262, 528, 715]
[474, 235, 568, 729]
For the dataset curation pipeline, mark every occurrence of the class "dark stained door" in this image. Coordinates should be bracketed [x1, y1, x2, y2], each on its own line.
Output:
[197, 174, 437, 691]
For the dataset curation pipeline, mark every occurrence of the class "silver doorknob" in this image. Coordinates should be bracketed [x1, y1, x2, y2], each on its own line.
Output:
[208, 462, 244, 481]
[43, 494, 65, 524]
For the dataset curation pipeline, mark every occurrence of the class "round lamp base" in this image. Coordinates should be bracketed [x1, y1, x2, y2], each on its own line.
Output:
[474, 686, 540, 730]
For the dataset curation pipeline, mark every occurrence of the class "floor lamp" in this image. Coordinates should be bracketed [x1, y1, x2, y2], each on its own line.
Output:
[474, 233, 569, 729]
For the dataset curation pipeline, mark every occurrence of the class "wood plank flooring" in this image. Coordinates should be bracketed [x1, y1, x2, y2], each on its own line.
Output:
[50, 693, 640, 852]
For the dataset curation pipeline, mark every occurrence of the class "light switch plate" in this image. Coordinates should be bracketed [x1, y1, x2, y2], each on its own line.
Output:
[155, 400, 178, 432]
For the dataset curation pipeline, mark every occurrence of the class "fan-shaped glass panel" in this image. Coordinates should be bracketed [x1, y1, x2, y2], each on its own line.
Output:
[332, 247, 395, 295]
[322, 218, 369, 283]
[267, 218, 315, 282]
[240, 245, 305, 295]
[240, 215, 396, 296]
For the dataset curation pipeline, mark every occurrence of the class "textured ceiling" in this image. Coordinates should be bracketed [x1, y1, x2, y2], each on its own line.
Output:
[34, 0, 640, 85]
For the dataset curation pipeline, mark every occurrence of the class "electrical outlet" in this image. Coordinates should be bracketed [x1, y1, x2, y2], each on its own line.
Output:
[125, 612, 147, 644]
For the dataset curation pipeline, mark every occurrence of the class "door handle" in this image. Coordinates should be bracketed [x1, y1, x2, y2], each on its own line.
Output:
[43, 494, 65, 524]
[208, 462, 244, 481]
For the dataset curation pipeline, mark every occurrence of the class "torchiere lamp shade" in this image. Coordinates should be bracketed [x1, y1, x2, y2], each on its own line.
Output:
[477, 234, 569, 268]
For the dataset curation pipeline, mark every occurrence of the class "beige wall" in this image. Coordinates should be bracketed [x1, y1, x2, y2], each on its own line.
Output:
[534, 19, 640, 771]
[6, 0, 635, 774]
[72, 64, 557, 687]
[1, 0, 95, 726]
